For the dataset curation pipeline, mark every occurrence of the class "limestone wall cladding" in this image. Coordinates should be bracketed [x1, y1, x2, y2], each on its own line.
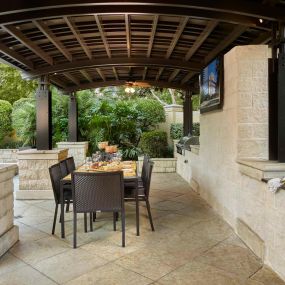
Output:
[57, 142, 88, 167]
[17, 149, 68, 199]
[0, 164, 19, 257]
[176, 45, 285, 280]
[138, 157, 177, 173]
[0, 149, 18, 163]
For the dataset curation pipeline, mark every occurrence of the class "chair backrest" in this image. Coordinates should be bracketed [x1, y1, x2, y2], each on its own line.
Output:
[141, 154, 150, 181]
[143, 161, 154, 198]
[59, 160, 69, 177]
[49, 163, 62, 203]
[72, 171, 124, 213]
[66, 157, 76, 173]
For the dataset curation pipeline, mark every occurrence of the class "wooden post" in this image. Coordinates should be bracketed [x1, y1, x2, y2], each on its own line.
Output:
[36, 75, 52, 150]
[68, 92, 78, 142]
[183, 89, 193, 136]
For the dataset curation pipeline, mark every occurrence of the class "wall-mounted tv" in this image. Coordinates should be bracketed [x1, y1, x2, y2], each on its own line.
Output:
[200, 57, 224, 113]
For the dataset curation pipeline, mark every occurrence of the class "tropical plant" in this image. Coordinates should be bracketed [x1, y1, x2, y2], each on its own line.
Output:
[170, 123, 183, 140]
[192, 122, 200, 136]
[12, 98, 36, 146]
[138, 130, 168, 158]
[0, 100, 13, 142]
[0, 63, 37, 104]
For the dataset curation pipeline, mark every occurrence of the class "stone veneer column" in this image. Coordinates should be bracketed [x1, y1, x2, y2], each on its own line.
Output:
[16, 149, 68, 200]
[0, 164, 19, 256]
[57, 142, 88, 167]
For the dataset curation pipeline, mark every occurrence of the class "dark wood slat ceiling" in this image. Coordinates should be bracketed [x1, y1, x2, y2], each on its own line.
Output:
[0, 0, 281, 91]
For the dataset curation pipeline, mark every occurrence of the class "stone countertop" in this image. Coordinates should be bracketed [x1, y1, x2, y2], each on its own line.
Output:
[0, 164, 18, 174]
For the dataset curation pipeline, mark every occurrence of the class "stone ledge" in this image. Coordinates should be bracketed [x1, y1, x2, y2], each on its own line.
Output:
[0, 226, 19, 257]
[237, 159, 285, 181]
[15, 190, 54, 200]
[18, 149, 68, 160]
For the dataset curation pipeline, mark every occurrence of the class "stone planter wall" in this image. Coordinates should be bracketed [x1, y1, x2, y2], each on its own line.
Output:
[138, 157, 177, 173]
[16, 149, 68, 199]
[0, 164, 19, 257]
[0, 149, 18, 163]
[57, 142, 88, 167]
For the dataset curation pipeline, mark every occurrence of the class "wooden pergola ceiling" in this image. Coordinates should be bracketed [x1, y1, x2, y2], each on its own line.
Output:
[0, 0, 282, 91]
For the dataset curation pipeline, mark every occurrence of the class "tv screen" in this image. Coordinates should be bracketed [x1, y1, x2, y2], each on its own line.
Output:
[200, 57, 223, 113]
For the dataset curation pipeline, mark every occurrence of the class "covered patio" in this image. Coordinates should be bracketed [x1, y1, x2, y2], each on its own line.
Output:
[1, 1, 285, 284]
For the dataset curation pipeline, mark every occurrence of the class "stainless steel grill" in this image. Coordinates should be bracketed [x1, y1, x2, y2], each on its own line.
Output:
[176, 135, 199, 155]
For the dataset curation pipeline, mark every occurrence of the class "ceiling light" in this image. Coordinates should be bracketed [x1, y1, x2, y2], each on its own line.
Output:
[259, 18, 263, 23]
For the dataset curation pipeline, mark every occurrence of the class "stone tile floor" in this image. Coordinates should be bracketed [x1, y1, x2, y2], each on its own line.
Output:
[1, 173, 285, 285]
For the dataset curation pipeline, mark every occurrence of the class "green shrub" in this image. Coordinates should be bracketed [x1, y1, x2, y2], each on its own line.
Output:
[139, 131, 168, 158]
[192, 122, 200, 136]
[12, 98, 36, 147]
[0, 100, 13, 142]
[170, 123, 183, 140]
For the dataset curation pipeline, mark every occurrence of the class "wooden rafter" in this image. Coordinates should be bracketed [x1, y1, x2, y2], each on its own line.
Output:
[112, 67, 119, 80]
[251, 31, 271, 44]
[185, 21, 218, 61]
[26, 57, 202, 78]
[166, 17, 189, 59]
[0, 42, 33, 69]
[80, 70, 93, 82]
[147, 15, 159, 57]
[156, 67, 164, 81]
[64, 16, 92, 60]
[142, 67, 148, 80]
[125, 14, 131, 58]
[168, 69, 180, 82]
[181, 71, 197, 85]
[204, 25, 247, 64]
[50, 77, 67, 89]
[63, 72, 80, 85]
[96, 68, 106, 81]
[94, 15, 111, 58]
[2, 24, 53, 65]
[33, 20, 72, 62]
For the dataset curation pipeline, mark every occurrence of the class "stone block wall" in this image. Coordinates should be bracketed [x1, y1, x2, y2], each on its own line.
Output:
[57, 142, 88, 167]
[0, 149, 18, 163]
[138, 157, 177, 173]
[17, 149, 68, 199]
[0, 164, 19, 257]
[176, 45, 285, 280]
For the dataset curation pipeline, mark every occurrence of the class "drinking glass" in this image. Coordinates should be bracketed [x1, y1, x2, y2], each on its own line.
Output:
[86, 156, 92, 170]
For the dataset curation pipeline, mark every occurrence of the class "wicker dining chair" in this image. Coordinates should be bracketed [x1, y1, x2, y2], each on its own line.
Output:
[49, 163, 73, 235]
[72, 171, 125, 248]
[66, 157, 76, 173]
[125, 160, 155, 231]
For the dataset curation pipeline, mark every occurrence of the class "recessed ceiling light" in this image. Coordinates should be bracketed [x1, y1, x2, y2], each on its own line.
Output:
[259, 19, 263, 23]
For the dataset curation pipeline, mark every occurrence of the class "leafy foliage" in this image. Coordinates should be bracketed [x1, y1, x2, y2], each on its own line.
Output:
[12, 98, 36, 146]
[170, 123, 183, 140]
[192, 122, 200, 136]
[0, 100, 13, 142]
[138, 131, 168, 158]
[0, 64, 37, 104]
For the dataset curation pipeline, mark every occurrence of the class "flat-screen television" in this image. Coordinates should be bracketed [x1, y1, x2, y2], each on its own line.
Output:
[200, 57, 224, 113]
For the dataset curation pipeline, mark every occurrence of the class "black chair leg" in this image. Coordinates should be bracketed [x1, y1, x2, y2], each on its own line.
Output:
[89, 213, 93, 232]
[121, 210, 125, 247]
[66, 200, 70, 212]
[52, 204, 58, 235]
[73, 212, 77, 249]
[115, 212, 119, 221]
[113, 212, 117, 231]
[146, 199, 155, 231]
[84, 213, 87, 233]
[93, 212, 96, 222]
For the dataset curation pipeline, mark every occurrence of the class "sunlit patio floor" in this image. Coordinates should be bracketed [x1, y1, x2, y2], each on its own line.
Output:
[1, 173, 284, 285]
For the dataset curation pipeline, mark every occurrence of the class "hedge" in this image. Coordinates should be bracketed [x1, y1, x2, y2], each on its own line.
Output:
[0, 100, 12, 142]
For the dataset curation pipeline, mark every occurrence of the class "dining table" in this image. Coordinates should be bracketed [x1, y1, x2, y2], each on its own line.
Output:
[60, 160, 140, 239]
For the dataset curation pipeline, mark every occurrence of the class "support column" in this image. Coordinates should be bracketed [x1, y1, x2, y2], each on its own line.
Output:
[68, 92, 78, 142]
[36, 75, 52, 150]
[183, 89, 193, 136]
[278, 23, 285, 162]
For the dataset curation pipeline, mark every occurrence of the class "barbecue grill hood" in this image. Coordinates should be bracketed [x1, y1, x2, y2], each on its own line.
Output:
[176, 135, 199, 155]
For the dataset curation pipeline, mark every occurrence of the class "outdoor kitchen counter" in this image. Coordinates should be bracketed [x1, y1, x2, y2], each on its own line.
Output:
[0, 164, 19, 257]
